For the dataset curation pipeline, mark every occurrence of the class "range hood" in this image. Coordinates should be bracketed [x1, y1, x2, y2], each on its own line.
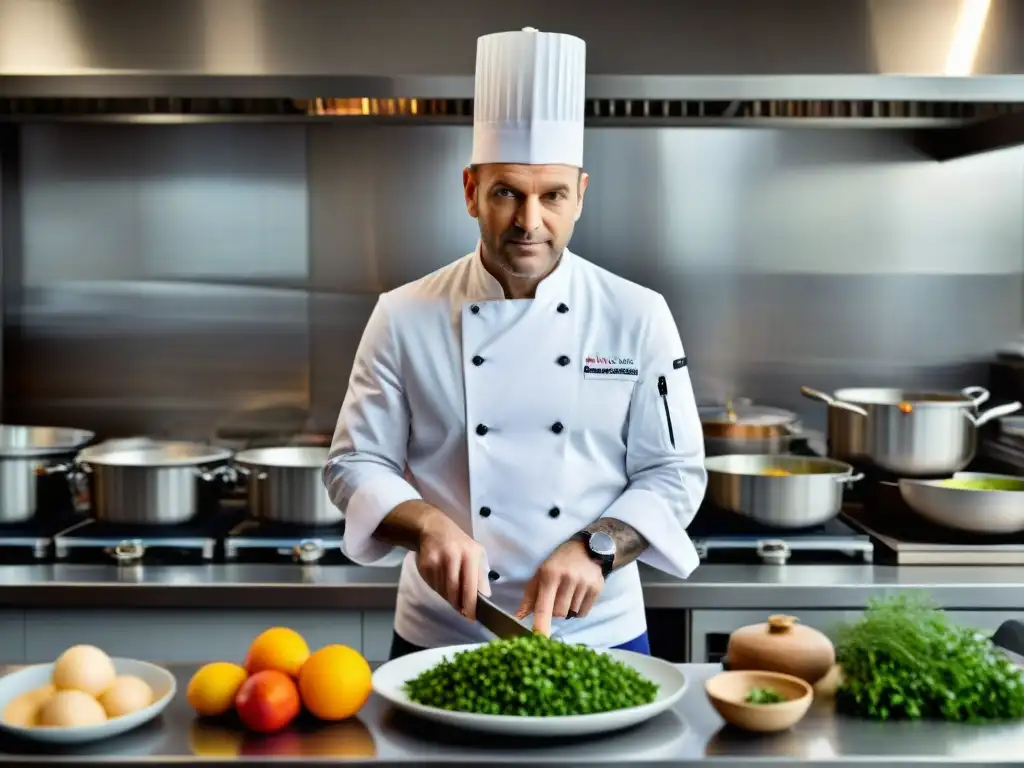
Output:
[2, 0, 1024, 159]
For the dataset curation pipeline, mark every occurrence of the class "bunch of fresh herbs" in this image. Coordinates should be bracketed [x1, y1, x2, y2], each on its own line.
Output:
[834, 594, 1024, 722]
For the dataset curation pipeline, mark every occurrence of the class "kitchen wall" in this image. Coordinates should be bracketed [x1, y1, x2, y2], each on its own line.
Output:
[1, 123, 1022, 438]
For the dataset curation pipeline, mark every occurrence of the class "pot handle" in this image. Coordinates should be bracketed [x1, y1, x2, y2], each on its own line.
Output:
[968, 401, 1023, 428]
[232, 463, 268, 481]
[961, 386, 991, 408]
[35, 462, 91, 512]
[799, 386, 869, 418]
[195, 464, 239, 483]
[837, 472, 865, 485]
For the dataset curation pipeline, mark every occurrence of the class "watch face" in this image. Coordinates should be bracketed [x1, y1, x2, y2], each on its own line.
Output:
[589, 532, 616, 557]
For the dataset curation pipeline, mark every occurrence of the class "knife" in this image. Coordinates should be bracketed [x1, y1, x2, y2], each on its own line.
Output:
[475, 593, 534, 639]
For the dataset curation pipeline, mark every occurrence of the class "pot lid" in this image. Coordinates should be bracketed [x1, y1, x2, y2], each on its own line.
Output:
[235, 446, 329, 469]
[78, 440, 233, 467]
[698, 403, 798, 427]
[0, 425, 95, 458]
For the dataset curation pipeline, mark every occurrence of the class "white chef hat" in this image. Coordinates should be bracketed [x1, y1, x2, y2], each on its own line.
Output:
[471, 27, 587, 168]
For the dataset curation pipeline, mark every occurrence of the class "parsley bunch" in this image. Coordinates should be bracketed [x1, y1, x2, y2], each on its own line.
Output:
[835, 594, 1024, 722]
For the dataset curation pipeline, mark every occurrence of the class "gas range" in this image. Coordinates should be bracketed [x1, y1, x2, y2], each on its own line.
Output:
[224, 518, 348, 565]
[0, 513, 84, 562]
[688, 505, 873, 565]
[52, 515, 235, 564]
[840, 466, 1024, 565]
[24, 506, 350, 565]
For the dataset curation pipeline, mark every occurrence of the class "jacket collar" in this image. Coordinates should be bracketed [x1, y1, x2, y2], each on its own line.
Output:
[466, 240, 575, 305]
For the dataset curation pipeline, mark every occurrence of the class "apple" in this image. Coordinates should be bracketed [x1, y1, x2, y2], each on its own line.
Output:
[234, 670, 300, 734]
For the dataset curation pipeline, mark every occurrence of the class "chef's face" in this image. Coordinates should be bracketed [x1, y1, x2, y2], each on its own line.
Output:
[464, 163, 589, 282]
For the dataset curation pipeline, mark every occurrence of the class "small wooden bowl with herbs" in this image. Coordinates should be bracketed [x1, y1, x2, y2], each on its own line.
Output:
[705, 670, 813, 733]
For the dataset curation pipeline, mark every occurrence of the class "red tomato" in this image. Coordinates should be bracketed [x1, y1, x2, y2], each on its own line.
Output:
[234, 670, 301, 734]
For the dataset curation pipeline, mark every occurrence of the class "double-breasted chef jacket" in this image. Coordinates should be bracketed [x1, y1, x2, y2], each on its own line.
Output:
[324, 244, 708, 649]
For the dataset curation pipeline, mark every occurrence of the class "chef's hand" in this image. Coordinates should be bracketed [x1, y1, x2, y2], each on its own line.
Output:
[416, 507, 487, 621]
[515, 539, 603, 637]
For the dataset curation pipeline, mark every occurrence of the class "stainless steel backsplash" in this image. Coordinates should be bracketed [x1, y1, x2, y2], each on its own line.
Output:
[2, 123, 1021, 438]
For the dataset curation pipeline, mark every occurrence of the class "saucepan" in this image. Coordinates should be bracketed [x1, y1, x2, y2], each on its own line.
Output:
[46, 441, 235, 525]
[891, 472, 1024, 535]
[233, 446, 341, 526]
[704, 454, 863, 529]
[0, 425, 95, 524]
[699, 399, 804, 456]
[800, 386, 1022, 477]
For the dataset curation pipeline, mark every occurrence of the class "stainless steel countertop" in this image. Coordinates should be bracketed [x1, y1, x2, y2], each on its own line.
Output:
[2, 663, 1023, 766]
[1, 564, 1024, 610]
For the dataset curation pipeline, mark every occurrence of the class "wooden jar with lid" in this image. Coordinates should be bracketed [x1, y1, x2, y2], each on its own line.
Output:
[725, 614, 836, 685]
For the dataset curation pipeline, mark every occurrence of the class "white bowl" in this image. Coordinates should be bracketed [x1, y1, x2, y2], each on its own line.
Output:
[372, 643, 687, 737]
[0, 658, 176, 745]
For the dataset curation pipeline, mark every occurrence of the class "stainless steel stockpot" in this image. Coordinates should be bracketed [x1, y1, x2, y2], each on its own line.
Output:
[234, 446, 340, 526]
[801, 386, 1022, 477]
[0, 425, 94, 523]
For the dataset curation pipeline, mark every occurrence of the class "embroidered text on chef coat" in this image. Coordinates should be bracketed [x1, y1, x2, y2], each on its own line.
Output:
[582, 355, 640, 381]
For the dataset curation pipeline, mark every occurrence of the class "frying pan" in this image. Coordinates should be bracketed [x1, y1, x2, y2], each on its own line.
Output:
[895, 472, 1024, 535]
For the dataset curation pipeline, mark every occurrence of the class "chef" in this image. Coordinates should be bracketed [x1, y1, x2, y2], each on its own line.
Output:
[324, 27, 707, 660]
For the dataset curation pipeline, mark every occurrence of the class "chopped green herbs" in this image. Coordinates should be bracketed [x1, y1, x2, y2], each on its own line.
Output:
[835, 595, 1024, 722]
[403, 634, 659, 716]
[745, 687, 787, 705]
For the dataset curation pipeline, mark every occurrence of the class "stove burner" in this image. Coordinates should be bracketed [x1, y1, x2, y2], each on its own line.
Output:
[842, 480, 1024, 565]
[225, 518, 348, 564]
[0, 512, 90, 561]
[689, 505, 873, 564]
[51, 513, 242, 564]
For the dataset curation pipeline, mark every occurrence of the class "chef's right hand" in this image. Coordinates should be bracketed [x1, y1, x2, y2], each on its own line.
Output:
[416, 507, 488, 621]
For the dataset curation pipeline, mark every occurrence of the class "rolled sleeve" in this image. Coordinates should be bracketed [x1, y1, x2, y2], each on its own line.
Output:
[324, 294, 422, 567]
[601, 295, 707, 579]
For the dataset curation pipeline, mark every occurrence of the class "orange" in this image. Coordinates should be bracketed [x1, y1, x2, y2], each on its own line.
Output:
[298, 645, 372, 721]
[186, 662, 248, 717]
[244, 627, 310, 678]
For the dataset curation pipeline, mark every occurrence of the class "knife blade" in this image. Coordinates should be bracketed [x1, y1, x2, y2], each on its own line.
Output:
[475, 593, 534, 639]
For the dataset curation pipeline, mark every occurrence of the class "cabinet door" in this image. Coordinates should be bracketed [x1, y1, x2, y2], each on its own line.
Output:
[0, 611, 26, 663]
[24, 609, 363, 663]
[362, 611, 396, 662]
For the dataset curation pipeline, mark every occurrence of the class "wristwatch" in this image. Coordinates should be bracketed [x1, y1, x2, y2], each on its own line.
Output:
[574, 530, 616, 578]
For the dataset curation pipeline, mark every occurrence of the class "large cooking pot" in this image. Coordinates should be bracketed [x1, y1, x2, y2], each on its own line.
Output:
[0, 425, 94, 524]
[59, 441, 234, 525]
[699, 399, 803, 456]
[704, 454, 863, 529]
[800, 386, 1022, 477]
[233, 446, 340, 526]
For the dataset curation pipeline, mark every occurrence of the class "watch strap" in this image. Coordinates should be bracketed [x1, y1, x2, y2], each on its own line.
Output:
[574, 530, 614, 577]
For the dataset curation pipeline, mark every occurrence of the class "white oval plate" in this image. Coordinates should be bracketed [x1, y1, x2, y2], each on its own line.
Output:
[0, 658, 176, 744]
[372, 643, 687, 737]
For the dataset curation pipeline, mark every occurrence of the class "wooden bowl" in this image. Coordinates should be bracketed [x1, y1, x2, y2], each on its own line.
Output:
[705, 670, 813, 733]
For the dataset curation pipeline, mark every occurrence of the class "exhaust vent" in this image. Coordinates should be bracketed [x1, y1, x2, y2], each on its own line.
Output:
[2, 98, 1022, 127]
[3, 98, 1023, 161]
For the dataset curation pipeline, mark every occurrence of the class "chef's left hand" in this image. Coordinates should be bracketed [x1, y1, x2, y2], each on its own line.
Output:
[515, 539, 604, 637]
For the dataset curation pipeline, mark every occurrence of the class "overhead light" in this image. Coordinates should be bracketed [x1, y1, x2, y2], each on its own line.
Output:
[944, 0, 992, 76]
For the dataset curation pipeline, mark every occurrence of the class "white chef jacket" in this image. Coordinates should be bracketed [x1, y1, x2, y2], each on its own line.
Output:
[324, 244, 707, 649]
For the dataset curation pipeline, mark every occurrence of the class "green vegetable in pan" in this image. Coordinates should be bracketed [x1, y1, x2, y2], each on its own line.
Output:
[403, 633, 659, 716]
[937, 477, 1024, 492]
